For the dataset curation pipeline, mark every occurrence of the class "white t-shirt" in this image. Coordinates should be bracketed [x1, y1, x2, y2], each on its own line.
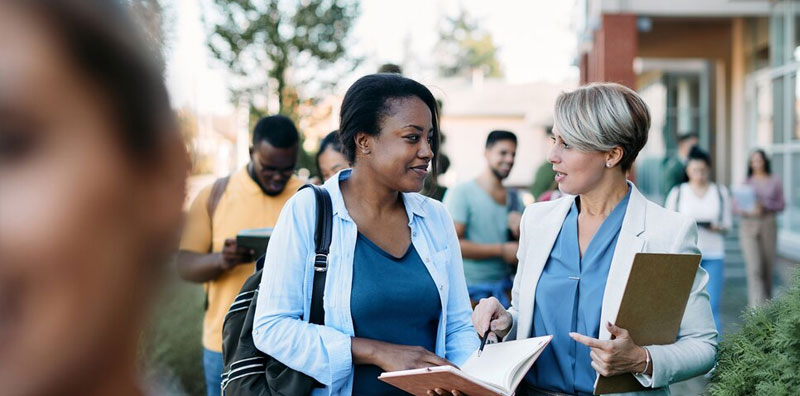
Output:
[665, 183, 732, 260]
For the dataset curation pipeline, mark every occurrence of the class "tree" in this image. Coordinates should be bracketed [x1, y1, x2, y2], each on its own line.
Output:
[206, 0, 359, 117]
[436, 8, 503, 79]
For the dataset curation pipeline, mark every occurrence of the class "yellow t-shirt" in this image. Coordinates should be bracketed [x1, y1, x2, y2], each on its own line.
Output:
[180, 167, 303, 352]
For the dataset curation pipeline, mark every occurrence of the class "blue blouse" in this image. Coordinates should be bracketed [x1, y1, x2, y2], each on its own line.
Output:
[524, 189, 631, 395]
[351, 234, 440, 395]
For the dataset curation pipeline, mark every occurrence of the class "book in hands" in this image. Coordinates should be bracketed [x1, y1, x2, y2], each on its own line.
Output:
[378, 335, 552, 396]
[732, 185, 757, 212]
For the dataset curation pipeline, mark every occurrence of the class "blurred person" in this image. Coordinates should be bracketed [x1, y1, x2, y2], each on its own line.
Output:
[735, 149, 785, 306]
[0, 1, 186, 396]
[473, 83, 716, 396]
[253, 74, 478, 395]
[316, 130, 349, 182]
[177, 115, 302, 396]
[662, 133, 699, 196]
[423, 151, 451, 201]
[665, 146, 732, 336]
[377, 63, 403, 74]
[443, 130, 524, 307]
[530, 126, 557, 200]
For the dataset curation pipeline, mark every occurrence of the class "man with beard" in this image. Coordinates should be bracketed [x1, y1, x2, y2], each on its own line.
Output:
[444, 130, 524, 307]
[177, 115, 302, 396]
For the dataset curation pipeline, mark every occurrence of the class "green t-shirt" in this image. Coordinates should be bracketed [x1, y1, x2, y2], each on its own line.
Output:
[443, 180, 523, 285]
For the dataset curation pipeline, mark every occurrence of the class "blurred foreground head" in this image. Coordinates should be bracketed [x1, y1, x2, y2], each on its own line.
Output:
[0, 1, 186, 395]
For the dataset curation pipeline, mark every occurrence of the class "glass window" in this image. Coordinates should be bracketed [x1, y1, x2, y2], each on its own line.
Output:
[755, 79, 774, 147]
[795, 15, 800, 62]
[773, 76, 786, 144]
[772, 13, 786, 66]
[773, 153, 785, 229]
[795, 70, 800, 140]
[790, 154, 800, 233]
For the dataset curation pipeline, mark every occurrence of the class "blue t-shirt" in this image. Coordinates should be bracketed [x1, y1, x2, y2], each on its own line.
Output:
[351, 233, 441, 396]
[443, 180, 524, 284]
[525, 189, 631, 395]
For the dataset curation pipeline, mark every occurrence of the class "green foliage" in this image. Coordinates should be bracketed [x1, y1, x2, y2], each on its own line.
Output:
[206, 0, 359, 116]
[140, 275, 206, 396]
[436, 8, 503, 79]
[706, 270, 800, 396]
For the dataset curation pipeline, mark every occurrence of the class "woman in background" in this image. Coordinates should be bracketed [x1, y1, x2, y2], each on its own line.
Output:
[666, 146, 732, 336]
[735, 149, 785, 306]
[316, 130, 349, 182]
[0, 1, 186, 395]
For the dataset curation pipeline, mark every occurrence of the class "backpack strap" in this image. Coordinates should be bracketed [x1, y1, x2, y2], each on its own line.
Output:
[202, 175, 230, 311]
[206, 175, 231, 223]
[298, 184, 333, 326]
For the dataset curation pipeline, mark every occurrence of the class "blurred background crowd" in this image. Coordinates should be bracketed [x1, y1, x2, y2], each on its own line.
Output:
[2, 1, 800, 396]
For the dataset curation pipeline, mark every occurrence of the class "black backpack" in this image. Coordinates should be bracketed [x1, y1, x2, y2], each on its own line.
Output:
[220, 184, 333, 396]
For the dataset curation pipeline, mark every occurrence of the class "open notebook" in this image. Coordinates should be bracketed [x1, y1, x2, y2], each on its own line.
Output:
[378, 335, 552, 396]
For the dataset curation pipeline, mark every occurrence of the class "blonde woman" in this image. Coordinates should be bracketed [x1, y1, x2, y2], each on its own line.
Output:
[473, 83, 717, 396]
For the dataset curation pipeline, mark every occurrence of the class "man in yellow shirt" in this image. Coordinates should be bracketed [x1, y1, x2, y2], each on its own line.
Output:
[177, 115, 303, 396]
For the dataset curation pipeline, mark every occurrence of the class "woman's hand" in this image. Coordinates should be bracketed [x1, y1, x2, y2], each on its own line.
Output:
[351, 338, 455, 372]
[570, 322, 649, 377]
[352, 339, 464, 395]
[472, 297, 513, 343]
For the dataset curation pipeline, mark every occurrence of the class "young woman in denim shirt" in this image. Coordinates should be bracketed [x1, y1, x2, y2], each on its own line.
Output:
[253, 74, 479, 395]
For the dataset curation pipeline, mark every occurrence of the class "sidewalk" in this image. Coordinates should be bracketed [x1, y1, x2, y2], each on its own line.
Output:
[669, 224, 799, 395]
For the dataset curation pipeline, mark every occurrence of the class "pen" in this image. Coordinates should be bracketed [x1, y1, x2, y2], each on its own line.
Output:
[478, 328, 491, 357]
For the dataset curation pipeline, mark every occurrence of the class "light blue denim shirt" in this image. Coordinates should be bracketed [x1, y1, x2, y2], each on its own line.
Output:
[252, 169, 480, 395]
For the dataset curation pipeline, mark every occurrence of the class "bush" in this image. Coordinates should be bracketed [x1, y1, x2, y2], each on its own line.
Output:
[140, 274, 206, 396]
[706, 270, 800, 396]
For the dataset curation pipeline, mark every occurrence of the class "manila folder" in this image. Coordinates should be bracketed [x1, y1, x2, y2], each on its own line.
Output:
[594, 253, 701, 395]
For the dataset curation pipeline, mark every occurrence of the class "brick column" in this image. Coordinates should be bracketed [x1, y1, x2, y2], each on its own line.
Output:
[584, 14, 638, 89]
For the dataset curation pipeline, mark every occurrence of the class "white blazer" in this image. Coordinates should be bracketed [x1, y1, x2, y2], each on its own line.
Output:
[507, 182, 717, 396]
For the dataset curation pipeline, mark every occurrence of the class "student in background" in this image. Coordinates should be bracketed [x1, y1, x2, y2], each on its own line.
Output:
[177, 115, 302, 396]
[735, 149, 786, 307]
[665, 146, 732, 336]
[316, 130, 349, 182]
[530, 126, 558, 200]
[253, 74, 478, 395]
[662, 133, 699, 196]
[0, 1, 186, 395]
[444, 131, 524, 307]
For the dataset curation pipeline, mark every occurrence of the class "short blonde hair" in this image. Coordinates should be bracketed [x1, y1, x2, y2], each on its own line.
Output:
[554, 82, 650, 171]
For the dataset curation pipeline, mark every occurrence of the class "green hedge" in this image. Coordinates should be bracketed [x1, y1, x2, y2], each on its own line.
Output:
[140, 275, 206, 396]
[707, 270, 800, 396]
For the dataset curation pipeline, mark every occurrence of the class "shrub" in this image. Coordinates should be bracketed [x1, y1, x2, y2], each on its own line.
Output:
[706, 270, 800, 396]
[140, 275, 206, 396]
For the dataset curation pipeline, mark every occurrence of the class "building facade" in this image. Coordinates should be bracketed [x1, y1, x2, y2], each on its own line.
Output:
[576, 0, 800, 259]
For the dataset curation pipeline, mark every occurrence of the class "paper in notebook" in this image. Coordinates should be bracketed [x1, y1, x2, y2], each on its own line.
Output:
[379, 335, 552, 396]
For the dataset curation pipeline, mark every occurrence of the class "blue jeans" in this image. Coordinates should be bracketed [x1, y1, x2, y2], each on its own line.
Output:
[203, 348, 223, 396]
[701, 258, 724, 337]
[468, 277, 513, 308]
